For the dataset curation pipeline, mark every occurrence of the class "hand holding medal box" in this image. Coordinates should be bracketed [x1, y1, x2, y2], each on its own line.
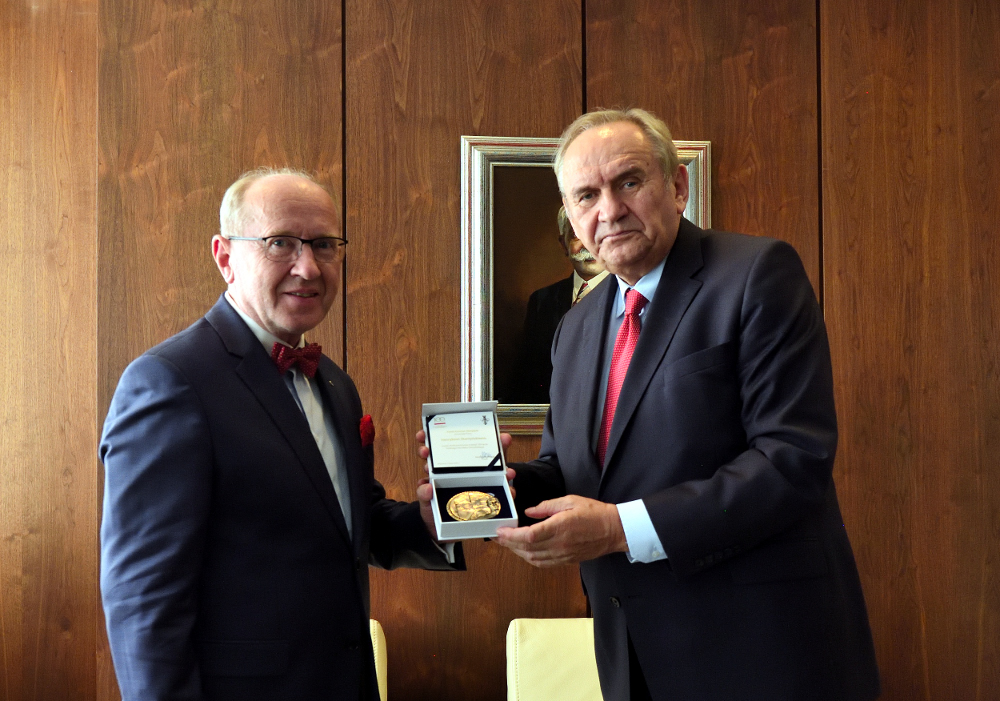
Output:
[422, 401, 518, 540]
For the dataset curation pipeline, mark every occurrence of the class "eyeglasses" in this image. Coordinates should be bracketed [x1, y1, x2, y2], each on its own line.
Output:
[225, 235, 348, 264]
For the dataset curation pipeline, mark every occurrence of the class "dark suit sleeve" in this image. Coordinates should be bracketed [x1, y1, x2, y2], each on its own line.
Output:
[645, 240, 838, 578]
[99, 354, 212, 701]
[512, 409, 569, 525]
[367, 484, 466, 571]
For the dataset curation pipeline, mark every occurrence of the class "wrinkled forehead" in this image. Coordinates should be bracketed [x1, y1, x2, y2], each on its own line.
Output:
[562, 123, 657, 183]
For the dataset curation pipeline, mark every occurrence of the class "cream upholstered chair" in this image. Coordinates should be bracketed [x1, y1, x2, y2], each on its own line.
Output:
[506, 618, 603, 701]
[370, 619, 388, 701]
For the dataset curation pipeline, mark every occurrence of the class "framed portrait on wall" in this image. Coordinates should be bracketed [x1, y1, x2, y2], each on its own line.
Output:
[460, 135, 711, 434]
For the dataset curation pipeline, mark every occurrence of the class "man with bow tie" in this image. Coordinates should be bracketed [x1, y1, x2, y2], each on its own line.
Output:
[100, 168, 460, 701]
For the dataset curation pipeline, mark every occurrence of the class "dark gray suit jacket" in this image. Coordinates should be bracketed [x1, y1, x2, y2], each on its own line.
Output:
[100, 296, 461, 701]
[513, 219, 879, 701]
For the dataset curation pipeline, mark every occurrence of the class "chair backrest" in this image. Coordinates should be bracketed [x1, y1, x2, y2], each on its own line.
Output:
[506, 618, 603, 701]
[370, 619, 387, 701]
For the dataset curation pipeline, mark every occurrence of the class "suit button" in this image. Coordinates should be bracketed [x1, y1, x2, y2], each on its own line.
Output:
[610, 596, 621, 608]
[694, 559, 704, 568]
[348, 643, 360, 651]
[724, 548, 733, 557]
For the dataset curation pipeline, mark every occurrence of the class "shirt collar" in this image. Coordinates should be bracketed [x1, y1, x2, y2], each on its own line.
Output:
[612, 256, 667, 317]
[224, 291, 306, 351]
[573, 269, 610, 301]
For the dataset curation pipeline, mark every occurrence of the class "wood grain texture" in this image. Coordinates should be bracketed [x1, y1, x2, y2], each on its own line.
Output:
[97, 1, 343, 697]
[822, 0, 1000, 699]
[344, 1, 584, 699]
[586, 0, 821, 290]
[98, 0, 344, 414]
[0, 2, 99, 700]
[3, 1, 993, 699]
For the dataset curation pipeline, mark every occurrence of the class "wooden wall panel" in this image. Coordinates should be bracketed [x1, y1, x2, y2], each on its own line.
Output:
[97, 1, 343, 696]
[98, 0, 344, 412]
[0, 2, 98, 700]
[2, 1, 994, 699]
[822, 0, 1000, 699]
[586, 0, 821, 288]
[345, 2, 584, 699]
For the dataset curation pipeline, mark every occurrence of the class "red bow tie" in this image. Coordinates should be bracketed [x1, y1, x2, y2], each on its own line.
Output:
[271, 342, 322, 378]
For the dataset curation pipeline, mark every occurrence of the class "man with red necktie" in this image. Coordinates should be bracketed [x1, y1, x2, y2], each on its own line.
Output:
[497, 109, 880, 701]
[100, 168, 461, 701]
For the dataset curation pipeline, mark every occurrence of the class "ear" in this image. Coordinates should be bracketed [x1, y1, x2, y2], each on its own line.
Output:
[672, 163, 690, 214]
[212, 235, 236, 285]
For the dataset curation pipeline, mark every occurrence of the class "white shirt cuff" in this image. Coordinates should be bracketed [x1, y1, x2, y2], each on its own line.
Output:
[435, 540, 457, 564]
[617, 500, 667, 563]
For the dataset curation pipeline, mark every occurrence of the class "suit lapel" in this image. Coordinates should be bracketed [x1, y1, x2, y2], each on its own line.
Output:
[206, 297, 353, 546]
[601, 221, 705, 477]
[571, 279, 617, 481]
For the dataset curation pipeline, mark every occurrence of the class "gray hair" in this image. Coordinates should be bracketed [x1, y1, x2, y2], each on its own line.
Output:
[553, 108, 679, 193]
[219, 167, 334, 238]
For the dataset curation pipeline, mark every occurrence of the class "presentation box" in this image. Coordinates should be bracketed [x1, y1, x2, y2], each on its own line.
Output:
[422, 401, 517, 540]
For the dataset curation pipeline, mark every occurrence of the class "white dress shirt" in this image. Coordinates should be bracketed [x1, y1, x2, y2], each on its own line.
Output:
[572, 269, 610, 305]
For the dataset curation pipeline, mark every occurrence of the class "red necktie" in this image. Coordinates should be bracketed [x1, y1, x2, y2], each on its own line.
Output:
[271, 342, 322, 378]
[597, 289, 648, 466]
[572, 281, 589, 306]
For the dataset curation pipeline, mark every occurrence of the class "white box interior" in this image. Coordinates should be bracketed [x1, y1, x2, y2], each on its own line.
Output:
[430, 471, 518, 541]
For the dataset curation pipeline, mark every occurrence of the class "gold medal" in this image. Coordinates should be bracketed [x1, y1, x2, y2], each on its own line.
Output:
[446, 490, 502, 521]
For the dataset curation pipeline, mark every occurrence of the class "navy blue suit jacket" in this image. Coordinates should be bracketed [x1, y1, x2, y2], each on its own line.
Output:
[513, 220, 879, 701]
[100, 296, 461, 701]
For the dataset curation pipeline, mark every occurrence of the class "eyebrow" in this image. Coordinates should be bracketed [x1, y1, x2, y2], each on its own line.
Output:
[568, 165, 648, 199]
[612, 166, 647, 184]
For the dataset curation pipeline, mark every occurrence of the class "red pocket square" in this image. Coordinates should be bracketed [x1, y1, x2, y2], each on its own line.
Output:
[359, 414, 375, 448]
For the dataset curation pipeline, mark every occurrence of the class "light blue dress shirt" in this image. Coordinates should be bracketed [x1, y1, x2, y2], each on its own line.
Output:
[598, 260, 669, 563]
